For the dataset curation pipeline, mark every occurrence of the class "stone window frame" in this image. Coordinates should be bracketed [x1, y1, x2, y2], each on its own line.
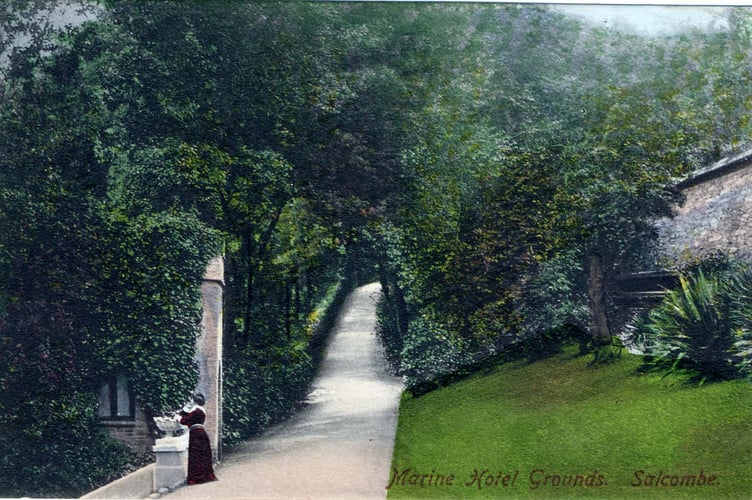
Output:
[98, 373, 136, 421]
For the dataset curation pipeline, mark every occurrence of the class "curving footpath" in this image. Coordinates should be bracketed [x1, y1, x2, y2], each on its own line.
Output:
[165, 282, 403, 500]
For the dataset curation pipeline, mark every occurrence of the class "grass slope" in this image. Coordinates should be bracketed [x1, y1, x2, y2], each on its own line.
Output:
[387, 346, 752, 498]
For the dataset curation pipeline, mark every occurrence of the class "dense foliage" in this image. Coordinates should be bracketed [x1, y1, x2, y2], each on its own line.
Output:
[629, 256, 752, 381]
[374, 5, 752, 384]
[0, 2, 346, 496]
[0, 2, 750, 495]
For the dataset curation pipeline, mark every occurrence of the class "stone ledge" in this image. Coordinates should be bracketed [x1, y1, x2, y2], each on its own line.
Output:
[100, 419, 137, 427]
[80, 463, 155, 499]
[677, 147, 752, 189]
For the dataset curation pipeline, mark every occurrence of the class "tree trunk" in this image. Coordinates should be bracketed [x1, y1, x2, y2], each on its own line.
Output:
[394, 280, 409, 338]
[305, 272, 313, 312]
[587, 252, 611, 347]
[293, 271, 301, 335]
[377, 258, 408, 338]
[285, 275, 292, 340]
[242, 228, 255, 345]
[241, 206, 285, 345]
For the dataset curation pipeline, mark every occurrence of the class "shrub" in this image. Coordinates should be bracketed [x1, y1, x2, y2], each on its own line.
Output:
[637, 259, 752, 380]
[0, 291, 135, 497]
[0, 390, 133, 498]
[733, 330, 752, 377]
[223, 345, 314, 446]
[400, 316, 473, 392]
[514, 324, 591, 361]
[515, 250, 590, 340]
[723, 265, 752, 378]
[375, 290, 403, 374]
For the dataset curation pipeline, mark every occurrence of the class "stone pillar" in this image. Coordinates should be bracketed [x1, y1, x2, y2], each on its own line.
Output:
[152, 433, 189, 491]
[195, 255, 224, 461]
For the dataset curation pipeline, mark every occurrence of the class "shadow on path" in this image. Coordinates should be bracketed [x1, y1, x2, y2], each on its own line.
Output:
[166, 282, 403, 499]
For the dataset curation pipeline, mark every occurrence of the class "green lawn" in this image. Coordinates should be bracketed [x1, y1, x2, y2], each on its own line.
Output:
[387, 346, 752, 499]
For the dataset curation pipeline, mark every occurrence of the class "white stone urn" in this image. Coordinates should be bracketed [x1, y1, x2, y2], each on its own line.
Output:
[153, 415, 185, 436]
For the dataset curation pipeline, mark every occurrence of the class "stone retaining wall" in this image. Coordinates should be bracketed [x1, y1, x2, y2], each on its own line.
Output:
[657, 149, 752, 265]
[80, 464, 155, 499]
[102, 406, 153, 454]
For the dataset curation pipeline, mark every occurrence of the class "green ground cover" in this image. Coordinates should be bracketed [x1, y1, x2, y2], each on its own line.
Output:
[387, 346, 752, 499]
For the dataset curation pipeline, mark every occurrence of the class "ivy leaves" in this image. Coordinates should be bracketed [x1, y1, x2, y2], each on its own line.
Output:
[91, 210, 221, 411]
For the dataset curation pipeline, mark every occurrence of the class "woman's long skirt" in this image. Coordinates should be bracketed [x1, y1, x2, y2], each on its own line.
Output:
[187, 427, 218, 485]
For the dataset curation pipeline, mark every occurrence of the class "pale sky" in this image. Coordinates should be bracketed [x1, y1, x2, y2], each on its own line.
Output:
[552, 4, 731, 36]
[42, 2, 742, 40]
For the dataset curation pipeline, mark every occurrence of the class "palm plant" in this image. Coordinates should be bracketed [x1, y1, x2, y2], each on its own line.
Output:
[723, 266, 752, 378]
[643, 269, 738, 379]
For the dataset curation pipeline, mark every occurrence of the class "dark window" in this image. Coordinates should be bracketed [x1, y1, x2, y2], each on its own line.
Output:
[98, 374, 135, 420]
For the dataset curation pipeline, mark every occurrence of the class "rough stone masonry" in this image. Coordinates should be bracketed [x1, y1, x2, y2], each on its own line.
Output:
[657, 148, 752, 266]
[195, 255, 224, 460]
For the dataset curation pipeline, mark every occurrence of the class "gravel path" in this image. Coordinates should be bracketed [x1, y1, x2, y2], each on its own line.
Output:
[165, 282, 403, 499]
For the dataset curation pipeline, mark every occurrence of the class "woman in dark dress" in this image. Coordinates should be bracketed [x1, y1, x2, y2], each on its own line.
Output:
[178, 392, 218, 485]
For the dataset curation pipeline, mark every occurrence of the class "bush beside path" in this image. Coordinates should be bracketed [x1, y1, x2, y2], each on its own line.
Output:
[166, 282, 403, 499]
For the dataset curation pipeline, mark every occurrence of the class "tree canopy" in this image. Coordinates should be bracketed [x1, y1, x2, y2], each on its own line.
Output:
[0, 2, 749, 496]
